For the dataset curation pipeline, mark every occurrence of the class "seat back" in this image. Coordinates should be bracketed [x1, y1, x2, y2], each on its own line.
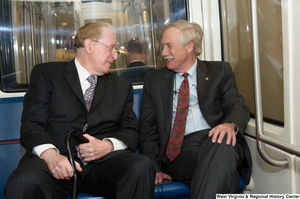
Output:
[0, 97, 25, 199]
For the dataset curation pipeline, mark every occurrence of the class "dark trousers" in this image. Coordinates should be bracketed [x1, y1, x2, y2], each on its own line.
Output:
[161, 129, 242, 199]
[4, 150, 155, 199]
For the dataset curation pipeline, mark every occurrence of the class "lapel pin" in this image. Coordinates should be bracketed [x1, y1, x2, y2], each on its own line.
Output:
[205, 77, 209, 80]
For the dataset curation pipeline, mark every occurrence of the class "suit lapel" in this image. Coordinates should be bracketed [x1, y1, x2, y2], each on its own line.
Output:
[64, 59, 109, 112]
[90, 74, 109, 112]
[196, 60, 211, 108]
[161, 69, 175, 134]
[64, 60, 85, 107]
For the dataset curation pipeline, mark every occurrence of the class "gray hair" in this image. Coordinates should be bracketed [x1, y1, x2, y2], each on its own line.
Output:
[161, 20, 203, 56]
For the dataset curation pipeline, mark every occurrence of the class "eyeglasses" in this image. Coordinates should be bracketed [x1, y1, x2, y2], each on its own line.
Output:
[93, 40, 120, 55]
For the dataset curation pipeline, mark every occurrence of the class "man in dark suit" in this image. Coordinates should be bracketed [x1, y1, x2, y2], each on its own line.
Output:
[4, 22, 155, 199]
[120, 38, 154, 83]
[139, 20, 251, 199]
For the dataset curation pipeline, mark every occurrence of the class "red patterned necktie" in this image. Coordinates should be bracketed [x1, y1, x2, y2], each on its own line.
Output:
[166, 73, 189, 162]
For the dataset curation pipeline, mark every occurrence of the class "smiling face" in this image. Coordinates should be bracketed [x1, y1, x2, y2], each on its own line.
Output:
[89, 27, 118, 76]
[161, 27, 195, 73]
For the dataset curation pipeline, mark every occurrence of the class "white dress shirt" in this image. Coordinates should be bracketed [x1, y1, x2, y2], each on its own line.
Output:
[171, 60, 211, 136]
[171, 60, 239, 135]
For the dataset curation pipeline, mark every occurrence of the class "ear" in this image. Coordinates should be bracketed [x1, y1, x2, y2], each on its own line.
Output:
[145, 52, 150, 60]
[187, 41, 195, 54]
[84, 39, 94, 55]
[126, 51, 131, 64]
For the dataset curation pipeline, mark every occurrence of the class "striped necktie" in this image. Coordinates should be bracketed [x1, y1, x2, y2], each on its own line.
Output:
[82, 75, 96, 132]
[77, 75, 96, 166]
[84, 75, 96, 112]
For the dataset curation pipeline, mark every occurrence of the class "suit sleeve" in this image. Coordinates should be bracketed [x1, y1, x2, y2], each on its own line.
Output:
[221, 63, 252, 184]
[20, 64, 55, 154]
[220, 62, 250, 135]
[111, 83, 139, 153]
[139, 75, 161, 171]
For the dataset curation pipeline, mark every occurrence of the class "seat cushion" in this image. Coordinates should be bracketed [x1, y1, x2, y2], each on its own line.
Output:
[68, 193, 105, 199]
[74, 176, 245, 199]
[155, 180, 190, 199]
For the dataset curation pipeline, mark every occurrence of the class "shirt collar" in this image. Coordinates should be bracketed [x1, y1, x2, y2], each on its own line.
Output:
[176, 59, 197, 80]
[130, 60, 146, 64]
[74, 57, 96, 84]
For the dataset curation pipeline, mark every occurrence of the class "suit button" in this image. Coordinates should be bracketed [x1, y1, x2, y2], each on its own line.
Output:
[82, 119, 86, 123]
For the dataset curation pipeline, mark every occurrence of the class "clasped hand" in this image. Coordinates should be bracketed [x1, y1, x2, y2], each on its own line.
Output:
[78, 134, 114, 162]
[41, 134, 113, 180]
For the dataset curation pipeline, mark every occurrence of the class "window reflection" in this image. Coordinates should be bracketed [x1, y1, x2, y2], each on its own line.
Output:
[114, 38, 155, 84]
[221, 0, 284, 124]
[0, 0, 187, 91]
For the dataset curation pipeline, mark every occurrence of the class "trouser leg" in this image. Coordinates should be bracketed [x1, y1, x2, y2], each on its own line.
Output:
[79, 151, 155, 199]
[116, 153, 155, 199]
[3, 155, 72, 199]
[163, 132, 202, 187]
[162, 131, 241, 199]
[190, 135, 240, 199]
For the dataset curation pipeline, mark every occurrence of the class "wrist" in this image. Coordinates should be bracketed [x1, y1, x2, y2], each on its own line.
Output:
[40, 148, 59, 160]
[104, 139, 114, 152]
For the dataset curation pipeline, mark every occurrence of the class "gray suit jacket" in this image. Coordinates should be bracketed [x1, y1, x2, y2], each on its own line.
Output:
[20, 59, 139, 160]
[139, 59, 252, 184]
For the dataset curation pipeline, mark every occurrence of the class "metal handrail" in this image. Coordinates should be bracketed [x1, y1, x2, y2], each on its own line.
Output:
[35, 11, 48, 62]
[149, 0, 157, 68]
[135, 2, 157, 68]
[250, 0, 300, 167]
[26, 1, 36, 66]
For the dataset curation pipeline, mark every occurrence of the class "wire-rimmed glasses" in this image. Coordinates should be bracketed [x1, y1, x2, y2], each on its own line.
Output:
[93, 40, 120, 55]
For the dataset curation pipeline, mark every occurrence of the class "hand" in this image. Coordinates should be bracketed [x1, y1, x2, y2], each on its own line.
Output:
[40, 148, 82, 180]
[78, 134, 114, 162]
[208, 123, 237, 146]
[155, 172, 172, 185]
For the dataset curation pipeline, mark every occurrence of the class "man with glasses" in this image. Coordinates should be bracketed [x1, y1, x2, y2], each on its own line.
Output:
[139, 20, 252, 199]
[4, 22, 155, 199]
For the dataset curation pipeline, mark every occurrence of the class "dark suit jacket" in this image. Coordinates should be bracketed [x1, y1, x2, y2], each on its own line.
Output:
[120, 61, 154, 83]
[20, 59, 139, 160]
[139, 59, 252, 184]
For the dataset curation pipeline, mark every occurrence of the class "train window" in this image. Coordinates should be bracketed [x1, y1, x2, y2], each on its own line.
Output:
[0, 0, 187, 91]
[220, 0, 284, 125]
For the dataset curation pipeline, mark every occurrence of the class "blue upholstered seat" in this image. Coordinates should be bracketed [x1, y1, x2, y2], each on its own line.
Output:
[69, 176, 245, 199]
[70, 180, 190, 199]
[74, 193, 104, 199]
[154, 180, 190, 199]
